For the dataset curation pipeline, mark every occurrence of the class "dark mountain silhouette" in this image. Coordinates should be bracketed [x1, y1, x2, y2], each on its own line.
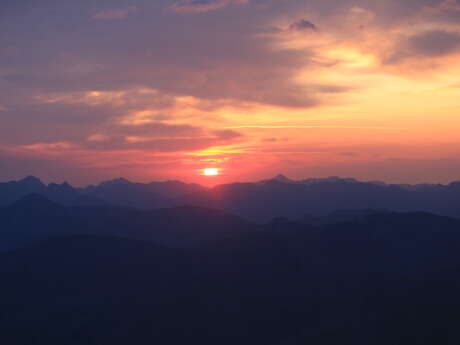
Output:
[73, 204, 255, 248]
[1, 207, 460, 344]
[175, 178, 407, 221]
[299, 208, 391, 225]
[177, 176, 460, 221]
[0, 194, 84, 251]
[2, 176, 460, 345]
[0, 194, 255, 250]
[81, 178, 206, 209]
[0, 176, 47, 205]
[259, 173, 297, 184]
[3, 175, 460, 222]
[0, 176, 105, 207]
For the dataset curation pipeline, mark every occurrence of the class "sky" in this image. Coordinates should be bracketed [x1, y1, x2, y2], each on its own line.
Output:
[1, 0, 460, 186]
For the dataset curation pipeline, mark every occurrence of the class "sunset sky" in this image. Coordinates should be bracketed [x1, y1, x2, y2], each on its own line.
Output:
[1, 0, 460, 185]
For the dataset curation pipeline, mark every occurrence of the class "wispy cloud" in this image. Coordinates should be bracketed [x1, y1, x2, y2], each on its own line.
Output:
[93, 6, 138, 20]
[168, 0, 248, 13]
[424, 0, 460, 13]
[225, 125, 403, 130]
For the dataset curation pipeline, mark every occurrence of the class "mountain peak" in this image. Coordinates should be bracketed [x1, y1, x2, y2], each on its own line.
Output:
[47, 182, 75, 192]
[272, 174, 296, 183]
[300, 176, 359, 185]
[99, 177, 132, 186]
[18, 176, 45, 188]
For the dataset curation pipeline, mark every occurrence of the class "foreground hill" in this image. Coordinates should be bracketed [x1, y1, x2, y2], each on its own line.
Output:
[1, 208, 460, 344]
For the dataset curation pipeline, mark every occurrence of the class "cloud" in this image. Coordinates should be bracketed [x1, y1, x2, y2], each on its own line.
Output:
[263, 137, 278, 142]
[2, 0, 460, 184]
[339, 152, 359, 157]
[224, 125, 401, 130]
[0, 97, 244, 153]
[93, 7, 138, 20]
[169, 0, 248, 13]
[386, 30, 460, 63]
[409, 30, 460, 57]
[81, 123, 243, 152]
[0, 1, 339, 109]
[425, 0, 460, 13]
[288, 19, 318, 31]
[213, 129, 242, 140]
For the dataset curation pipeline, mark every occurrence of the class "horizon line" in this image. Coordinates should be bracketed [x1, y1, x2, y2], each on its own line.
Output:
[3, 174, 459, 189]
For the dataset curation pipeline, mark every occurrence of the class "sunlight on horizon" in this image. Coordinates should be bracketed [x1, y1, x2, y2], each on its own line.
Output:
[203, 168, 220, 176]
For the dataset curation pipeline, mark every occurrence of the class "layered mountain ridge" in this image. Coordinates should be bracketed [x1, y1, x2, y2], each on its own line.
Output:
[1, 175, 460, 221]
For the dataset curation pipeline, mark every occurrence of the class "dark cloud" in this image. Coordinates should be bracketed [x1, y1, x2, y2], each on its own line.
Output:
[0, 0, 453, 107]
[288, 19, 318, 31]
[386, 30, 460, 63]
[118, 122, 204, 137]
[169, 0, 248, 13]
[0, 0, 345, 109]
[0, 91, 243, 152]
[213, 129, 242, 140]
[409, 30, 460, 57]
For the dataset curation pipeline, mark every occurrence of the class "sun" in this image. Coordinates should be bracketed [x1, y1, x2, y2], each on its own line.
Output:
[203, 168, 219, 176]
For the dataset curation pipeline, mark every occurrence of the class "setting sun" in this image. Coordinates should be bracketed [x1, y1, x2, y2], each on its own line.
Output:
[203, 168, 219, 176]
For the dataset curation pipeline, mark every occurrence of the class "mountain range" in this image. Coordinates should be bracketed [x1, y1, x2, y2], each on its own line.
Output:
[2, 190, 460, 344]
[2, 175, 460, 221]
[2, 174, 460, 344]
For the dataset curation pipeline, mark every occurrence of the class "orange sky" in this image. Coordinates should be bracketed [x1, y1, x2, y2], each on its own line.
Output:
[1, 0, 460, 185]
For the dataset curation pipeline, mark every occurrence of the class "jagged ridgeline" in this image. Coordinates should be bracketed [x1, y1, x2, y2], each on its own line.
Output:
[1, 175, 460, 221]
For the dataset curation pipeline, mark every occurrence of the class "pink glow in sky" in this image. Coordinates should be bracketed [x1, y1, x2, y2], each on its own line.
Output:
[2, 0, 460, 185]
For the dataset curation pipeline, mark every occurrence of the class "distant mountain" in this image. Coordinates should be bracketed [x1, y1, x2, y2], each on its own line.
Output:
[0, 194, 254, 251]
[259, 174, 297, 184]
[0, 194, 86, 251]
[2, 175, 460, 222]
[73, 204, 255, 248]
[0, 176, 204, 210]
[299, 208, 391, 225]
[0, 176, 46, 205]
[0, 176, 104, 207]
[80, 178, 205, 209]
[260, 175, 363, 186]
[178, 175, 460, 221]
